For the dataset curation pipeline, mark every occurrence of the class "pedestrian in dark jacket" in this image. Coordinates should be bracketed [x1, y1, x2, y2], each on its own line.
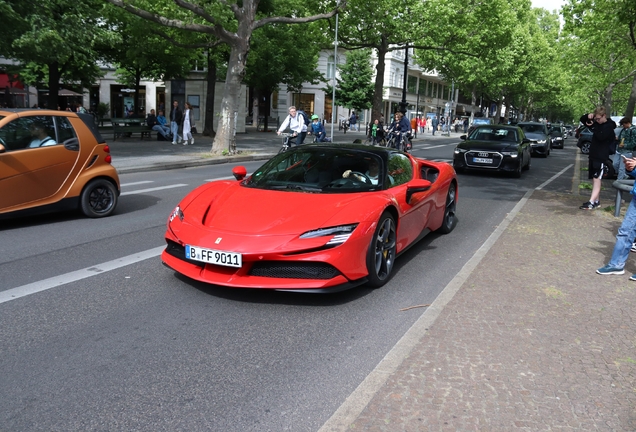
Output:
[579, 106, 617, 210]
[170, 100, 183, 145]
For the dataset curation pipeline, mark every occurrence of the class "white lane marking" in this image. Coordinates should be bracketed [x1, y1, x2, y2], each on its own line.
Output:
[420, 144, 453, 150]
[121, 181, 154, 187]
[204, 176, 236, 182]
[120, 184, 189, 196]
[535, 164, 573, 190]
[0, 246, 165, 304]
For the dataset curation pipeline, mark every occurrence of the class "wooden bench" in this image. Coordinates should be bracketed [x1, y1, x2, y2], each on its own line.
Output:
[111, 118, 152, 141]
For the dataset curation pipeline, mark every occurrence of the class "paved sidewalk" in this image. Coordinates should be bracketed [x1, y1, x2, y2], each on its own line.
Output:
[322, 190, 636, 431]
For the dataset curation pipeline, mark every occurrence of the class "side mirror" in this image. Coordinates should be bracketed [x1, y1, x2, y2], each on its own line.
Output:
[232, 166, 247, 180]
[522, 138, 530, 144]
[460, 135, 467, 140]
[406, 179, 432, 204]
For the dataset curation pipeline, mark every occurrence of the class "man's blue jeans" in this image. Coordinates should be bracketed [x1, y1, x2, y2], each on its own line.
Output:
[170, 122, 181, 143]
[153, 125, 170, 138]
[608, 196, 636, 268]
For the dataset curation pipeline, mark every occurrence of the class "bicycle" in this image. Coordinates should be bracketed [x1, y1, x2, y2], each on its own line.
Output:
[278, 132, 296, 153]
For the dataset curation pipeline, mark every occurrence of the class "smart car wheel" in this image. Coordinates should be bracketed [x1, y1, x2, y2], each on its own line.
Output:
[80, 179, 118, 218]
[438, 183, 457, 234]
[366, 212, 397, 288]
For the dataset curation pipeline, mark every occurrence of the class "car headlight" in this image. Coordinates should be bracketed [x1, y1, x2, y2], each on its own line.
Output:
[454, 148, 467, 154]
[300, 224, 358, 245]
[500, 151, 518, 157]
[169, 205, 184, 222]
[537, 140, 547, 144]
[554, 137, 563, 140]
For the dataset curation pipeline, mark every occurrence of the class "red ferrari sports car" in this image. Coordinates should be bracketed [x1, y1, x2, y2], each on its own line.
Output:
[162, 144, 458, 292]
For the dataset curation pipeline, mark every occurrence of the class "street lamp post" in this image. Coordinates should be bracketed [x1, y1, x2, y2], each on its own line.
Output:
[399, 45, 408, 115]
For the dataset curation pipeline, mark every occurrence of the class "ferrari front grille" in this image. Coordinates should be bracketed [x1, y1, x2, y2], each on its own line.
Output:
[248, 262, 341, 279]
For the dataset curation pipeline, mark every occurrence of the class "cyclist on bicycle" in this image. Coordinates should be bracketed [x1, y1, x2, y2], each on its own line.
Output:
[309, 114, 329, 142]
[277, 105, 307, 146]
[386, 112, 411, 151]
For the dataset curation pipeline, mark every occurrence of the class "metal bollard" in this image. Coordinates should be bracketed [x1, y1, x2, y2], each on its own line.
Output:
[612, 179, 635, 217]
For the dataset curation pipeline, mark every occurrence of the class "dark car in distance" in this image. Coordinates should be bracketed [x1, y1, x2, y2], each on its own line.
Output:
[517, 122, 550, 157]
[549, 125, 565, 149]
[453, 125, 531, 178]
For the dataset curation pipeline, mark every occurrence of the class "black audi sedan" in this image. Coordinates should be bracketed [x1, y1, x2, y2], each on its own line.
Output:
[453, 125, 531, 178]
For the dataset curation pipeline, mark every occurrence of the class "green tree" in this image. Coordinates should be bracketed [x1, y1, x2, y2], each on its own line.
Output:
[1, 0, 116, 110]
[562, 0, 636, 116]
[105, 0, 342, 154]
[244, 21, 326, 131]
[330, 49, 374, 116]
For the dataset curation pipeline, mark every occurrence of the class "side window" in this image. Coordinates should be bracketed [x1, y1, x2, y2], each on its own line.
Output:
[0, 116, 56, 151]
[386, 153, 413, 187]
[55, 116, 77, 143]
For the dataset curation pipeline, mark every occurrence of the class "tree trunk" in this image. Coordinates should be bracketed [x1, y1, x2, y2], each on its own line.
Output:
[47, 62, 60, 110]
[252, 89, 260, 131]
[211, 5, 255, 154]
[625, 73, 636, 120]
[134, 69, 141, 116]
[371, 37, 389, 123]
[203, 53, 217, 137]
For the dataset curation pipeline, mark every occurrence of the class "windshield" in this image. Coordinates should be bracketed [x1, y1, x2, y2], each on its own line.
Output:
[244, 147, 386, 193]
[469, 127, 518, 142]
[519, 124, 545, 134]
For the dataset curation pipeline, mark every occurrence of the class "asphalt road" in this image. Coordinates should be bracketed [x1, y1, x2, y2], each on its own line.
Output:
[0, 137, 578, 431]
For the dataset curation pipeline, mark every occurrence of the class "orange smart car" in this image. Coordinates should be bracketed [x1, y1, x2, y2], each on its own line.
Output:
[0, 109, 120, 219]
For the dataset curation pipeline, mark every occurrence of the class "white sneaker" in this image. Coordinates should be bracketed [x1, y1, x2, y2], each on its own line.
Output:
[190, 138, 195, 145]
[171, 141, 176, 145]
[631, 243, 636, 253]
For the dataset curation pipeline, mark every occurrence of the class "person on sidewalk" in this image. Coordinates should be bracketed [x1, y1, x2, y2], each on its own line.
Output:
[349, 112, 358, 132]
[146, 109, 171, 140]
[277, 105, 307, 146]
[613, 117, 636, 180]
[597, 156, 636, 277]
[182, 102, 194, 145]
[579, 106, 617, 210]
[431, 116, 438, 136]
[169, 100, 183, 145]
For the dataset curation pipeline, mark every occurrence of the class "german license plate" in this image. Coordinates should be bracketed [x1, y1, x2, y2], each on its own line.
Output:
[185, 245, 242, 268]
[473, 157, 493, 164]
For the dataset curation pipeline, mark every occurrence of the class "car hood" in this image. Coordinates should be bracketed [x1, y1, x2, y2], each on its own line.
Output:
[523, 132, 547, 141]
[457, 140, 517, 151]
[182, 182, 380, 235]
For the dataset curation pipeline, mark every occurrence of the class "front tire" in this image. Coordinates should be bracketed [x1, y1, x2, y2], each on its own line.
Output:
[80, 179, 118, 218]
[366, 212, 397, 288]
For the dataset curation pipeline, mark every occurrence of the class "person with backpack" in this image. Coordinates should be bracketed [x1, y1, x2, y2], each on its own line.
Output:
[277, 105, 307, 146]
[309, 115, 329, 142]
[349, 112, 358, 132]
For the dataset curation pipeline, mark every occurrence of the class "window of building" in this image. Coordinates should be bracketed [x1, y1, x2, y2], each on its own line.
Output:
[418, 80, 427, 95]
[327, 56, 336, 79]
[407, 76, 417, 94]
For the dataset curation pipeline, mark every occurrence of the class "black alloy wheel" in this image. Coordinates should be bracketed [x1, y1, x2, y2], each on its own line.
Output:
[366, 212, 397, 288]
[438, 183, 458, 234]
[80, 179, 118, 218]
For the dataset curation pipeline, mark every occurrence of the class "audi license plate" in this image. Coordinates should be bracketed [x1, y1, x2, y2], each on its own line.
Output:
[186, 245, 242, 268]
[473, 157, 493, 164]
